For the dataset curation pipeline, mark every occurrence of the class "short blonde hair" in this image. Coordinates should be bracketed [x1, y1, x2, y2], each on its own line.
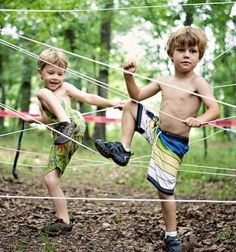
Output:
[38, 48, 68, 70]
[167, 26, 208, 59]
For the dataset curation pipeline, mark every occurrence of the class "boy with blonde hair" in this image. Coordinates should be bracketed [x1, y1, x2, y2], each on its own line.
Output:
[95, 26, 220, 251]
[23, 48, 123, 236]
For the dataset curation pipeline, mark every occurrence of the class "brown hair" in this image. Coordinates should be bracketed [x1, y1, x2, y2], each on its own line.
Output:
[38, 48, 68, 70]
[167, 26, 208, 59]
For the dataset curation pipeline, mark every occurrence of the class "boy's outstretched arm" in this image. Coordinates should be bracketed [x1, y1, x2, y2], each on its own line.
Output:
[183, 78, 220, 127]
[19, 113, 46, 124]
[67, 82, 125, 108]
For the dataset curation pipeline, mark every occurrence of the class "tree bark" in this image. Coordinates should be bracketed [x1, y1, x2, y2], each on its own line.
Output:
[0, 54, 5, 129]
[93, 2, 113, 140]
[20, 58, 33, 112]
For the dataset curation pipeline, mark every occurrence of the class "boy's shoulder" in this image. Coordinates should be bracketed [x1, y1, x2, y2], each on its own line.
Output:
[191, 74, 208, 86]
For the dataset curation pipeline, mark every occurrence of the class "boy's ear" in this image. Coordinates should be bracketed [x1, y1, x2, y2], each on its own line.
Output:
[37, 68, 41, 74]
[169, 55, 174, 62]
[37, 68, 43, 80]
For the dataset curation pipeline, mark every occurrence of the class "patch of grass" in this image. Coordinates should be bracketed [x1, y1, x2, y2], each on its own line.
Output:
[217, 227, 235, 242]
[1, 129, 235, 200]
[38, 232, 58, 252]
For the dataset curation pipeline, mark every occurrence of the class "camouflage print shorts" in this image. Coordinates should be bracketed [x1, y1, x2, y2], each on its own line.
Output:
[46, 110, 86, 177]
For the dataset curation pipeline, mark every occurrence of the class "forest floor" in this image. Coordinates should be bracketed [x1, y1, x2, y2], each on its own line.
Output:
[0, 175, 235, 252]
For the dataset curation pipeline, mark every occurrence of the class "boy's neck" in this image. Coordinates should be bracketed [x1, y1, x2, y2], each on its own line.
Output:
[174, 69, 195, 79]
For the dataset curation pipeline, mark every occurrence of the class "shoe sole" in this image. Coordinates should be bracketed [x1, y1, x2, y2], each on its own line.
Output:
[95, 140, 112, 158]
[95, 140, 129, 167]
[112, 156, 129, 167]
[48, 230, 72, 237]
[54, 133, 75, 145]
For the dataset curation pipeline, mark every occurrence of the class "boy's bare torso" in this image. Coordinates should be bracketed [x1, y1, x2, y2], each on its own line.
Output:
[157, 74, 202, 138]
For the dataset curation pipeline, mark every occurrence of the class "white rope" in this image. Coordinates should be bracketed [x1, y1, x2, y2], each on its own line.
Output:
[0, 1, 234, 13]
[0, 160, 45, 168]
[1, 145, 235, 172]
[0, 107, 115, 137]
[131, 160, 236, 172]
[1, 32, 235, 109]
[0, 194, 235, 204]
[178, 169, 236, 177]
[0, 4, 235, 205]
[0, 146, 107, 163]
[202, 44, 236, 67]
[0, 126, 40, 137]
[0, 33, 235, 178]
[0, 39, 129, 100]
[213, 83, 236, 89]
[1, 156, 235, 177]
[0, 160, 112, 169]
[182, 163, 236, 172]
[129, 164, 236, 177]
[0, 39, 186, 127]
[216, 115, 236, 121]
[1, 38, 235, 137]
[189, 129, 225, 144]
[0, 102, 98, 155]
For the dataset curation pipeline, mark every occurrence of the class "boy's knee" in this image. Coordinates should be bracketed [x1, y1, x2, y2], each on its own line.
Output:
[44, 172, 59, 188]
[124, 100, 137, 111]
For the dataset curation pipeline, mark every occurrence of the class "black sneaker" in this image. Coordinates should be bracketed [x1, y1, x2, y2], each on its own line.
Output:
[94, 139, 132, 166]
[41, 218, 73, 237]
[54, 121, 78, 145]
[164, 235, 182, 252]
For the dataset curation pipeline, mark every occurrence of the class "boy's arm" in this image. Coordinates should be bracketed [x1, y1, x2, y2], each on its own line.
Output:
[124, 61, 161, 101]
[20, 113, 49, 124]
[67, 83, 124, 108]
[184, 78, 220, 127]
[19, 105, 50, 124]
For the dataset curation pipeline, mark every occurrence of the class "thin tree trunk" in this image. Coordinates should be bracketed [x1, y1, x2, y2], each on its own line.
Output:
[20, 58, 33, 112]
[93, 2, 113, 140]
[0, 54, 5, 129]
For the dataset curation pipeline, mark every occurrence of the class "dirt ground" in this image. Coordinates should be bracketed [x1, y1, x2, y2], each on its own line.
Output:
[0, 175, 235, 252]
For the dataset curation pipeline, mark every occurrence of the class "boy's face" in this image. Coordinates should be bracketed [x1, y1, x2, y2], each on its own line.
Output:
[38, 64, 66, 91]
[170, 45, 200, 73]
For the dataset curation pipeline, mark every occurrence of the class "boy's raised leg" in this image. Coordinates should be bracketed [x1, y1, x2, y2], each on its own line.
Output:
[95, 101, 138, 166]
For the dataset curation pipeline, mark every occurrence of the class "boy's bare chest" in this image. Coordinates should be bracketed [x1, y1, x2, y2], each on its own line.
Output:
[161, 83, 197, 102]
[53, 88, 71, 104]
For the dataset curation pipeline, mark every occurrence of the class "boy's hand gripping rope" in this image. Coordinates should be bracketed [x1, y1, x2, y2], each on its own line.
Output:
[12, 119, 24, 179]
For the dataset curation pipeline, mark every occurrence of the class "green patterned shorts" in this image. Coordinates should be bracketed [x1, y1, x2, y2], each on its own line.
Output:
[46, 110, 86, 177]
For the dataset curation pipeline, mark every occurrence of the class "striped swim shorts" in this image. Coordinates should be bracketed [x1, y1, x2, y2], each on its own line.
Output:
[135, 103, 189, 195]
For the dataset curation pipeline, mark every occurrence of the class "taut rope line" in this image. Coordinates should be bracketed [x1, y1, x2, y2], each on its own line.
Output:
[0, 1, 234, 13]
[0, 38, 235, 135]
[1, 146, 235, 172]
[0, 195, 235, 204]
[1, 31, 235, 109]
[0, 102, 98, 154]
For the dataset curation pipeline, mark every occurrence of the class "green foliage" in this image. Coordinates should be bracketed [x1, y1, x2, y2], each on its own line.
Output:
[1, 0, 235, 118]
[0, 129, 235, 200]
[0, 1, 235, 200]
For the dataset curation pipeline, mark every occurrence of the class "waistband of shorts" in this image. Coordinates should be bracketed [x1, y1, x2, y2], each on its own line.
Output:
[158, 127, 189, 142]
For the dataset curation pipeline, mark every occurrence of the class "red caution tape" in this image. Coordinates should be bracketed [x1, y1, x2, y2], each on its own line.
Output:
[0, 110, 121, 124]
[1, 110, 235, 126]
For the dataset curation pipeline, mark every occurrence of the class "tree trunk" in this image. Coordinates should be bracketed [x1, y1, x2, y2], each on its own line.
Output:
[20, 58, 33, 112]
[183, 2, 210, 157]
[0, 54, 5, 129]
[93, 2, 113, 140]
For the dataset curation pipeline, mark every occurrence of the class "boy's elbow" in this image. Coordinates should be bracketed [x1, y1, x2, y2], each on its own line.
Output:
[130, 93, 142, 101]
